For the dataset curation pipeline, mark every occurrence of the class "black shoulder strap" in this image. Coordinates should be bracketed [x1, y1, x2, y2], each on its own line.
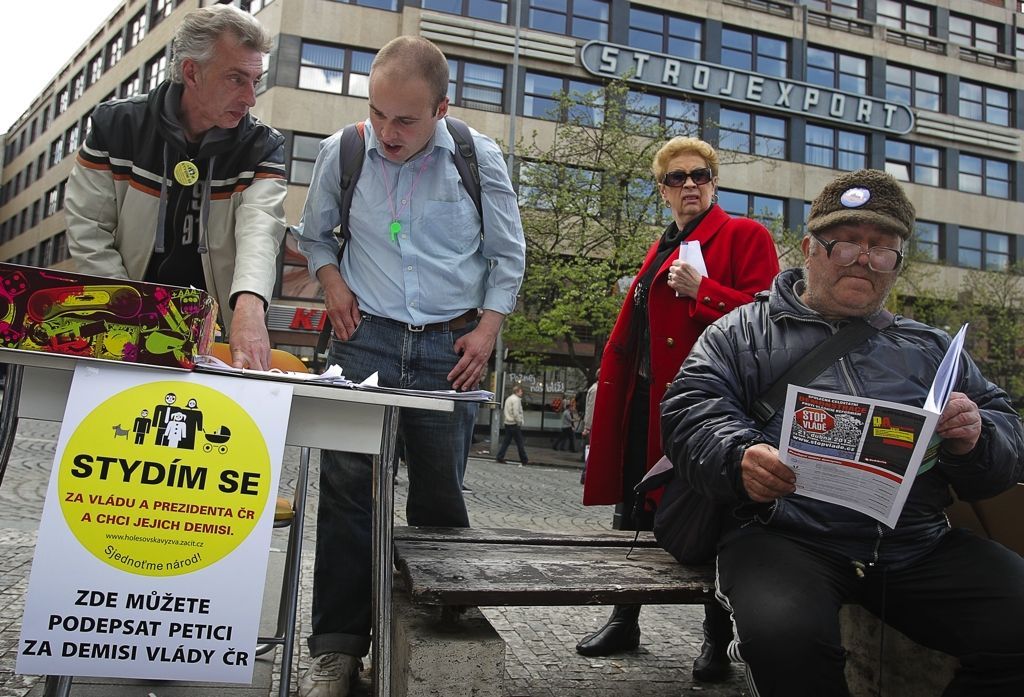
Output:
[444, 116, 482, 217]
[337, 121, 367, 243]
[751, 319, 880, 426]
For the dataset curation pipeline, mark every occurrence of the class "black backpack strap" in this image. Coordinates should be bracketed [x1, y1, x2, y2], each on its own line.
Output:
[444, 116, 484, 237]
[751, 318, 880, 427]
[337, 121, 367, 243]
[319, 122, 366, 356]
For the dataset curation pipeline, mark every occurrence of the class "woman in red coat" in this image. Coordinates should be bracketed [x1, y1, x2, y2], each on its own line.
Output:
[578, 136, 780, 681]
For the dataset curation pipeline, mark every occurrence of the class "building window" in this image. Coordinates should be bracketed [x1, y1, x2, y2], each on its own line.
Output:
[523, 72, 603, 124]
[447, 59, 504, 113]
[885, 139, 940, 186]
[57, 87, 69, 115]
[121, 74, 141, 98]
[806, 47, 867, 93]
[948, 14, 1000, 54]
[52, 231, 69, 264]
[49, 136, 64, 167]
[721, 28, 787, 78]
[884, 63, 940, 112]
[912, 220, 940, 262]
[65, 123, 80, 155]
[958, 154, 1010, 199]
[147, 53, 168, 91]
[45, 188, 60, 217]
[1017, 29, 1024, 59]
[71, 72, 85, 102]
[958, 228, 1011, 271]
[153, 0, 174, 26]
[717, 190, 785, 229]
[628, 7, 702, 59]
[627, 91, 700, 135]
[107, 35, 125, 67]
[876, 0, 933, 36]
[805, 124, 866, 170]
[803, 0, 860, 18]
[88, 53, 104, 86]
[290, 133, 324, 186]
[129, 11, 148, 49]
[298, 43, 375, 97]
[958, 80, 1010, 127]
[421, 0, 508, 22]
[528, 0, 610, 41]
[719, 108, 786, 159]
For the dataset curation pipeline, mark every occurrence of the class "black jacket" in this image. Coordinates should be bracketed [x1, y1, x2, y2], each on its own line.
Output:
[661, 267, 1024, 569]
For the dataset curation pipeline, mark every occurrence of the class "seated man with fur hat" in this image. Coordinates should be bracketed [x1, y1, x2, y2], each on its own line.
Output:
[661, 169, 1024, 696]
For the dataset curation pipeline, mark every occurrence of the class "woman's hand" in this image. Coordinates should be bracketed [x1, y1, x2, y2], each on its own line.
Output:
[667, 260, 702, 299]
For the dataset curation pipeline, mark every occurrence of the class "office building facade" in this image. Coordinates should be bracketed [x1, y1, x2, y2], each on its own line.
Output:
[1, 0, 1021, 409]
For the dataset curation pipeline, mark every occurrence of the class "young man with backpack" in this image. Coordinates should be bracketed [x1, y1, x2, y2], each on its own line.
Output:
[291, 35, 526, 697]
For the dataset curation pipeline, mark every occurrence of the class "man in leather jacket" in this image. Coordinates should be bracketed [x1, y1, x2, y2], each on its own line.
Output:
[66, 4, 286, 371]
[661, 169, 1024, 696]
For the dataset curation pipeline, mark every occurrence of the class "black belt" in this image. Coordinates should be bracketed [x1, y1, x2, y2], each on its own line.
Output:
[364, 309, 479, 333]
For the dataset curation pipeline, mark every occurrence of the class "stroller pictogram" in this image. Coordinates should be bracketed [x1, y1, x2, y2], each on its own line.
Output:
[203, 425, 231, 453]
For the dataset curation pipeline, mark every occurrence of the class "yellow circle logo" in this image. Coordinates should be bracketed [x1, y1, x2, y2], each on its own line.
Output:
[173, 160, 200, 186]
[58, 381, 270, 576]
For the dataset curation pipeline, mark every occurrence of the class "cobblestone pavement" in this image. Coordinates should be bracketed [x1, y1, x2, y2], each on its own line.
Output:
[0, 419, 749, 696]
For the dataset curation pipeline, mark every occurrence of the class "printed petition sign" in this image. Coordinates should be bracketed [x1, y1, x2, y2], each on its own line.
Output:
[17, 363, 293, 682]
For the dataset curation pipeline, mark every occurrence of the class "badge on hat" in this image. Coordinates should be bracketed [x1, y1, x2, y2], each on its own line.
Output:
[840, 187, 870, 208]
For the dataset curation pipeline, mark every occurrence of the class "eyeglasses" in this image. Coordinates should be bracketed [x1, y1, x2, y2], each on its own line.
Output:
[810, 232, 903, 273]
[661, 168, 713, 187]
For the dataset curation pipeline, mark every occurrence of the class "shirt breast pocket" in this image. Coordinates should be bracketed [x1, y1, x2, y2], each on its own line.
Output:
[423, 199, 481, 252]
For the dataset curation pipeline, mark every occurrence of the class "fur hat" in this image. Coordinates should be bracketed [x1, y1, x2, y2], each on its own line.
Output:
[807, 169, 916, 240]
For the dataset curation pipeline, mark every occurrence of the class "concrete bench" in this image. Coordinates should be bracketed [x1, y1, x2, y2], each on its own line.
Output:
[391, 526, 957, 697]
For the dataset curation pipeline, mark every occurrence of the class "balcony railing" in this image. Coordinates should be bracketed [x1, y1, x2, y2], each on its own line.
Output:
[806, 9, 873, 37]
[723, 0, 794, 19]
[883, 27, 947, 55]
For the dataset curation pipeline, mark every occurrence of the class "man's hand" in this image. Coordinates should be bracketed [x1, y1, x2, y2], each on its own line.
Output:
[448, 310, 502, 391]
[317, 265, 362, 341]
[229, 293, 271, 370]
[741, 443, 796, 503]
[936, 391, 982, 455]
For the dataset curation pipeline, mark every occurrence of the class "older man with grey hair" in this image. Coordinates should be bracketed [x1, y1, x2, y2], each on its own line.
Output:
[661, 169, 1024, 696]
[66, 3, 286, 369]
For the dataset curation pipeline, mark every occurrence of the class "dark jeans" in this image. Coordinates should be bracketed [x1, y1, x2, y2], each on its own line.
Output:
[553, 427, 577, 452]
[717, 525, 1024, 697]
[308, 315, 477, 658]
[496, 424, 528, 463]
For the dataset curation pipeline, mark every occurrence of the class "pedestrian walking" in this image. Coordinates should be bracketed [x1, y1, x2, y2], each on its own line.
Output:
[495, 385, 529, 465]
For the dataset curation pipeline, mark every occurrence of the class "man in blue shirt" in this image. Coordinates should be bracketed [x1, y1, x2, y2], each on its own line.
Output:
[292, 35, 526, 697]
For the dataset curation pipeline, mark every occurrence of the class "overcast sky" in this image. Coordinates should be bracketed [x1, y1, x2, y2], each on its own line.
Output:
[1, 0, 124, 135]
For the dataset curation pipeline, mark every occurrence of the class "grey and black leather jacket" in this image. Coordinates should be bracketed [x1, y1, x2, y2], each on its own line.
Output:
[661, 267, 1024, 569]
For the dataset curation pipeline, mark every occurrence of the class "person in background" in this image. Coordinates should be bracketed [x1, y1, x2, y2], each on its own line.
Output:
[578, 136, 780, 682]
[291, 35, 526, 697]
[661, 169, 1024, 695]
[553, 398, 579, 452]
[579, 370, 600, 481]
[495, 384, 529, 465]
[65, 4, 286, 370]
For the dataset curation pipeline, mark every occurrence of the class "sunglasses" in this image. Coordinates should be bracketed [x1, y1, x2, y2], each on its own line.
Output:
[661, 168, 713, 187]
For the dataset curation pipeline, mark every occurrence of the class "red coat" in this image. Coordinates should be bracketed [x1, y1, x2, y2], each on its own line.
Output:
[582, 205, 779, 506]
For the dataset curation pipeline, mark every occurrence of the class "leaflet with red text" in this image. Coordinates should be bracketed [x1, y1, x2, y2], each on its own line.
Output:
[777, 325, 967, 528]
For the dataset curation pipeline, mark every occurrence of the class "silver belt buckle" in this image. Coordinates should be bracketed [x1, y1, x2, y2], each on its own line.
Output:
[407, 323, 426, 332]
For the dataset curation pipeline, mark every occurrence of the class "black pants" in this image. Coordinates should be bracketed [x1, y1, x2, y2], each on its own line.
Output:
[717, 525, 1024, 697]
[496, 424, 528, 463]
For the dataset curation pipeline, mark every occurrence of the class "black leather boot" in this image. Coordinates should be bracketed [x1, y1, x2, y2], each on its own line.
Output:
[575, 604, 642, 656]
[692, 603, 733, 682]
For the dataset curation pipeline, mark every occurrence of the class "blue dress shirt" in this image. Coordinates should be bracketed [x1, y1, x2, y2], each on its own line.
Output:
[292, 118, 526, 325]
